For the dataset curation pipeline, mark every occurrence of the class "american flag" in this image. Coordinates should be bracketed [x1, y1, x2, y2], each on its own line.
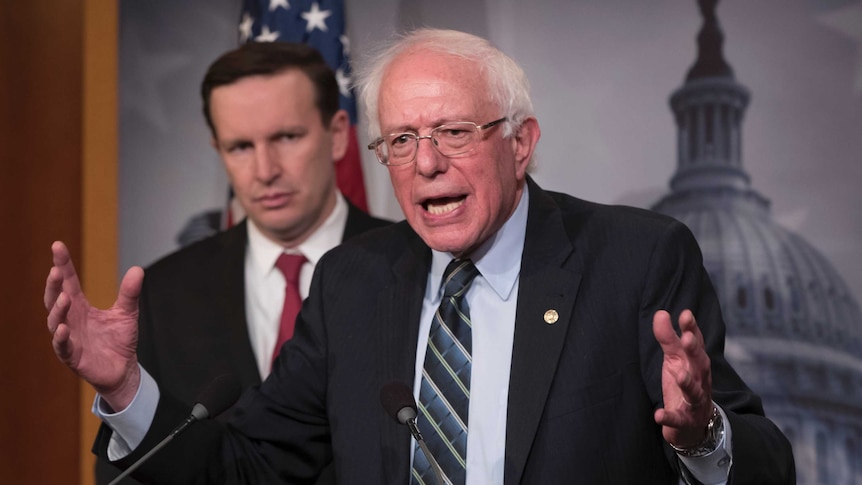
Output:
[228, 0, 369, 226]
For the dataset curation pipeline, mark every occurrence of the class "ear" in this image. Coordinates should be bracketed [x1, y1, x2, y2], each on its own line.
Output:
[329, 109, 350, 161]
[510, 117, 541, 178]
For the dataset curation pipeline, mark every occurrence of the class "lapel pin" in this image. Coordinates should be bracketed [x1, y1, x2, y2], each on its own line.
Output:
[544, 309, 559, 324]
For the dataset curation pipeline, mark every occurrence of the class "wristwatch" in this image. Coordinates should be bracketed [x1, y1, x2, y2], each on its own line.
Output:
[670, 405, 724, 457]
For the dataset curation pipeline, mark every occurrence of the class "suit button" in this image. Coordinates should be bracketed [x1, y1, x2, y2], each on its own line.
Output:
[544, 309, 559, 324]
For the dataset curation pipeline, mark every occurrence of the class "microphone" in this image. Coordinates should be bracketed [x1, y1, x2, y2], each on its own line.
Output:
[380, 381, 445, 485]
[108, 374, 242, 485]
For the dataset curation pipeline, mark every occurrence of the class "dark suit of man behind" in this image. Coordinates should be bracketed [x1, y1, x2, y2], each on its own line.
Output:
[94, 41, 391, 484]
[136, 206, 389, 408]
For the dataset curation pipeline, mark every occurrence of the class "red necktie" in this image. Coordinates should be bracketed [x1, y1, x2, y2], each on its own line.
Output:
[271, 253, 307, 367]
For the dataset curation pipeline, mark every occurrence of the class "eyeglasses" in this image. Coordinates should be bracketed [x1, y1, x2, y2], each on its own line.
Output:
[367, 117, 508, 166]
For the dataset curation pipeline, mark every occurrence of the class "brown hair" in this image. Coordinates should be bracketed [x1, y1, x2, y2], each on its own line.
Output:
[201, 42, 339, 138]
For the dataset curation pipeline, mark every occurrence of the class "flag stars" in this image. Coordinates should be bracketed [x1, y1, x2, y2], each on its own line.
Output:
[335, 68, 352, 98]
[269, 0, 289, 11]
[239, 13, 254, 42]
[256, 25, 281, 42]
[301, 2, 332, 33]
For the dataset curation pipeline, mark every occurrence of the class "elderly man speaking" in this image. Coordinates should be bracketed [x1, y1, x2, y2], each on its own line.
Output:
[45, 28, 794, 484]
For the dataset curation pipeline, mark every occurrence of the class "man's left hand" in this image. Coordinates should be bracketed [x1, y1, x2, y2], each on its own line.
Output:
[652, 309, 715, 449]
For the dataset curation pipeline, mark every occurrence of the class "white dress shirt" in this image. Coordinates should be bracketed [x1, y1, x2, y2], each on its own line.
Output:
[413, 183, 527, 484]
[411, 185, 732, 485]
[244, 193, 348, 378]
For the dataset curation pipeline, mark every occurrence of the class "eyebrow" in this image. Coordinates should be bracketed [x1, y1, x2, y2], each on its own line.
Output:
[217, 137, 249, 149]
[383, 118, 470, 134]
[267, 128, 306, 140]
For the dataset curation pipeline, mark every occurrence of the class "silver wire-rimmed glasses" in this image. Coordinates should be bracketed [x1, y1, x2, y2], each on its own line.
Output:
[367, 117, 508, 166]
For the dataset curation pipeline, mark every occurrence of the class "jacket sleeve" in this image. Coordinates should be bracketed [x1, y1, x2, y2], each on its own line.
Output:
[637, 220, 795, 484]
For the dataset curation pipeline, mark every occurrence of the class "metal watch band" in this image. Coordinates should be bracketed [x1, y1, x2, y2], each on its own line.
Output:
[670, 405, 724, 458]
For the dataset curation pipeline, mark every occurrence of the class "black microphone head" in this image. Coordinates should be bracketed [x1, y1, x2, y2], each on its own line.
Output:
[192, 374, 242, 420]
[380, 381, 417, 425]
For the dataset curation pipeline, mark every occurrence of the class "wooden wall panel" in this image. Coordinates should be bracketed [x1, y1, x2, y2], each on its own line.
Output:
[0, 1, 116, 484]
[0, 0, 85, 482]
[81, 1, 118, 483]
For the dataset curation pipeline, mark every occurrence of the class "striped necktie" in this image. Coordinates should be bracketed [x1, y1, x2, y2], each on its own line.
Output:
[412, 259, 480, 485]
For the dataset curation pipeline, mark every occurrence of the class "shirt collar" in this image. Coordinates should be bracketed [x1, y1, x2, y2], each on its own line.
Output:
[247, 192, 348, 274]
[430, 184, 529, 300]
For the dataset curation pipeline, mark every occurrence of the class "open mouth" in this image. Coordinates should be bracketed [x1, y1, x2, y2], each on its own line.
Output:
[424, 196, 465, 215]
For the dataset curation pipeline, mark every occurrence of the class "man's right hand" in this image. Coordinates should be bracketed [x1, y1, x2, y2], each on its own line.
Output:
[45, 241, 143, 411]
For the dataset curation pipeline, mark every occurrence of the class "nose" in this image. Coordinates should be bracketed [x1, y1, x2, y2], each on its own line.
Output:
[254, 145, 281, 183]
[413, 134, 446, 177]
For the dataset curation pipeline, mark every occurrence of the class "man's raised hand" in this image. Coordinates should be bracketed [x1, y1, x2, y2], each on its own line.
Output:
[652, 309, 715, 449]
[45, 241, 144, 410]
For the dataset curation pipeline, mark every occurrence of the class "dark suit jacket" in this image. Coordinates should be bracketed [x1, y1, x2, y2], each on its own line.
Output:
[96, 201, 390, 484]
[98, 179, 794, 484]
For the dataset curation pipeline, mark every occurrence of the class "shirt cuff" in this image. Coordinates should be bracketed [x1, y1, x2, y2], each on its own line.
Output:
[91, 365, 160, 461]
[677, 404, 734, 485]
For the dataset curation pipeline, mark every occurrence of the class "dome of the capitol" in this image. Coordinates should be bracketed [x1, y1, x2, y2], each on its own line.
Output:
[654, 188, 862, 357]
[652, 1, 862, 482]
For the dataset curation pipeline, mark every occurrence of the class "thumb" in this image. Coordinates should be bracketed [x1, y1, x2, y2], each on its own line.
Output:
[652, 310, 679, 349]
[114, 266, 144, 314]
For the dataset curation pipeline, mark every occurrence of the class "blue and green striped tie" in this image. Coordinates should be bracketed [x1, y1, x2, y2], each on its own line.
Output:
[412, 259, 479, 485]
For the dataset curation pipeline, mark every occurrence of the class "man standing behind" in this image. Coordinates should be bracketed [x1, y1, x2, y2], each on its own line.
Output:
[99, 41, 389, 483]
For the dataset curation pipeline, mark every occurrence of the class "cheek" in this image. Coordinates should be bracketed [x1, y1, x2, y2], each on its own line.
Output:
[468, 164, 514, 224]
[388, 169, 414, 204]
[223, 161, 252, 191]
[278, 144, 319, 183]
[469, 166, 503, 201]
[302, 141, 336, 180]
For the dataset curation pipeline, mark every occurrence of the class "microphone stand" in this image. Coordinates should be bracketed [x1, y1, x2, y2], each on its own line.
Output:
[407, 416, 447, 485]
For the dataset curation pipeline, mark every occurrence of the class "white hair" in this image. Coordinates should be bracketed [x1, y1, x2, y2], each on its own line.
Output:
[355, 28, 535, 141]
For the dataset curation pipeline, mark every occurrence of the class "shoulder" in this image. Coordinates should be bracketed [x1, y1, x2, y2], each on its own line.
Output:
[319, 221, 422, 274]
[532, 183, 697, 251]
[343, 202, 395, 239]
[143, 222, 246, 280]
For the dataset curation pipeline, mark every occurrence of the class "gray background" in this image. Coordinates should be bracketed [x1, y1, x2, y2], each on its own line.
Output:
[120, 0, 862, 307]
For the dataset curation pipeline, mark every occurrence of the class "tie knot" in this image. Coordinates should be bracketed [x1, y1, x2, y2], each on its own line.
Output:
[441, 259, 479, 298]
[275, 253, 306, 284]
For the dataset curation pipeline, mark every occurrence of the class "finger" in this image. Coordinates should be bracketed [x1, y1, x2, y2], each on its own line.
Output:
[674, 369, 704, 403]
[654, 407, 691, 428]
[678, 310, 710, 366]
[668, 366, 704, 408]
[44, 266, 63, 310]
[679, 309, 696, 328]
[680, 330, 700, 356]
[114, 266, 144, 314]
[652, 310, 681, 353]
[52, 323, 73, 362]
[52, 241, 84, 298]
[47, 291, 71, 334]
[678, 310, 704, 348]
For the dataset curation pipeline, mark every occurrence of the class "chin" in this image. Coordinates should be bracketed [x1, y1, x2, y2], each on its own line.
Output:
[422, 235, 471, 255]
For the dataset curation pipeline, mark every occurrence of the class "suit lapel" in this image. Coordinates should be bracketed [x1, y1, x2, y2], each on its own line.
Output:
[216, 220, 263, 388]
[504, 181, 583, 485]
[365, 183, 585, 484]
[376, 228, 430, 484]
